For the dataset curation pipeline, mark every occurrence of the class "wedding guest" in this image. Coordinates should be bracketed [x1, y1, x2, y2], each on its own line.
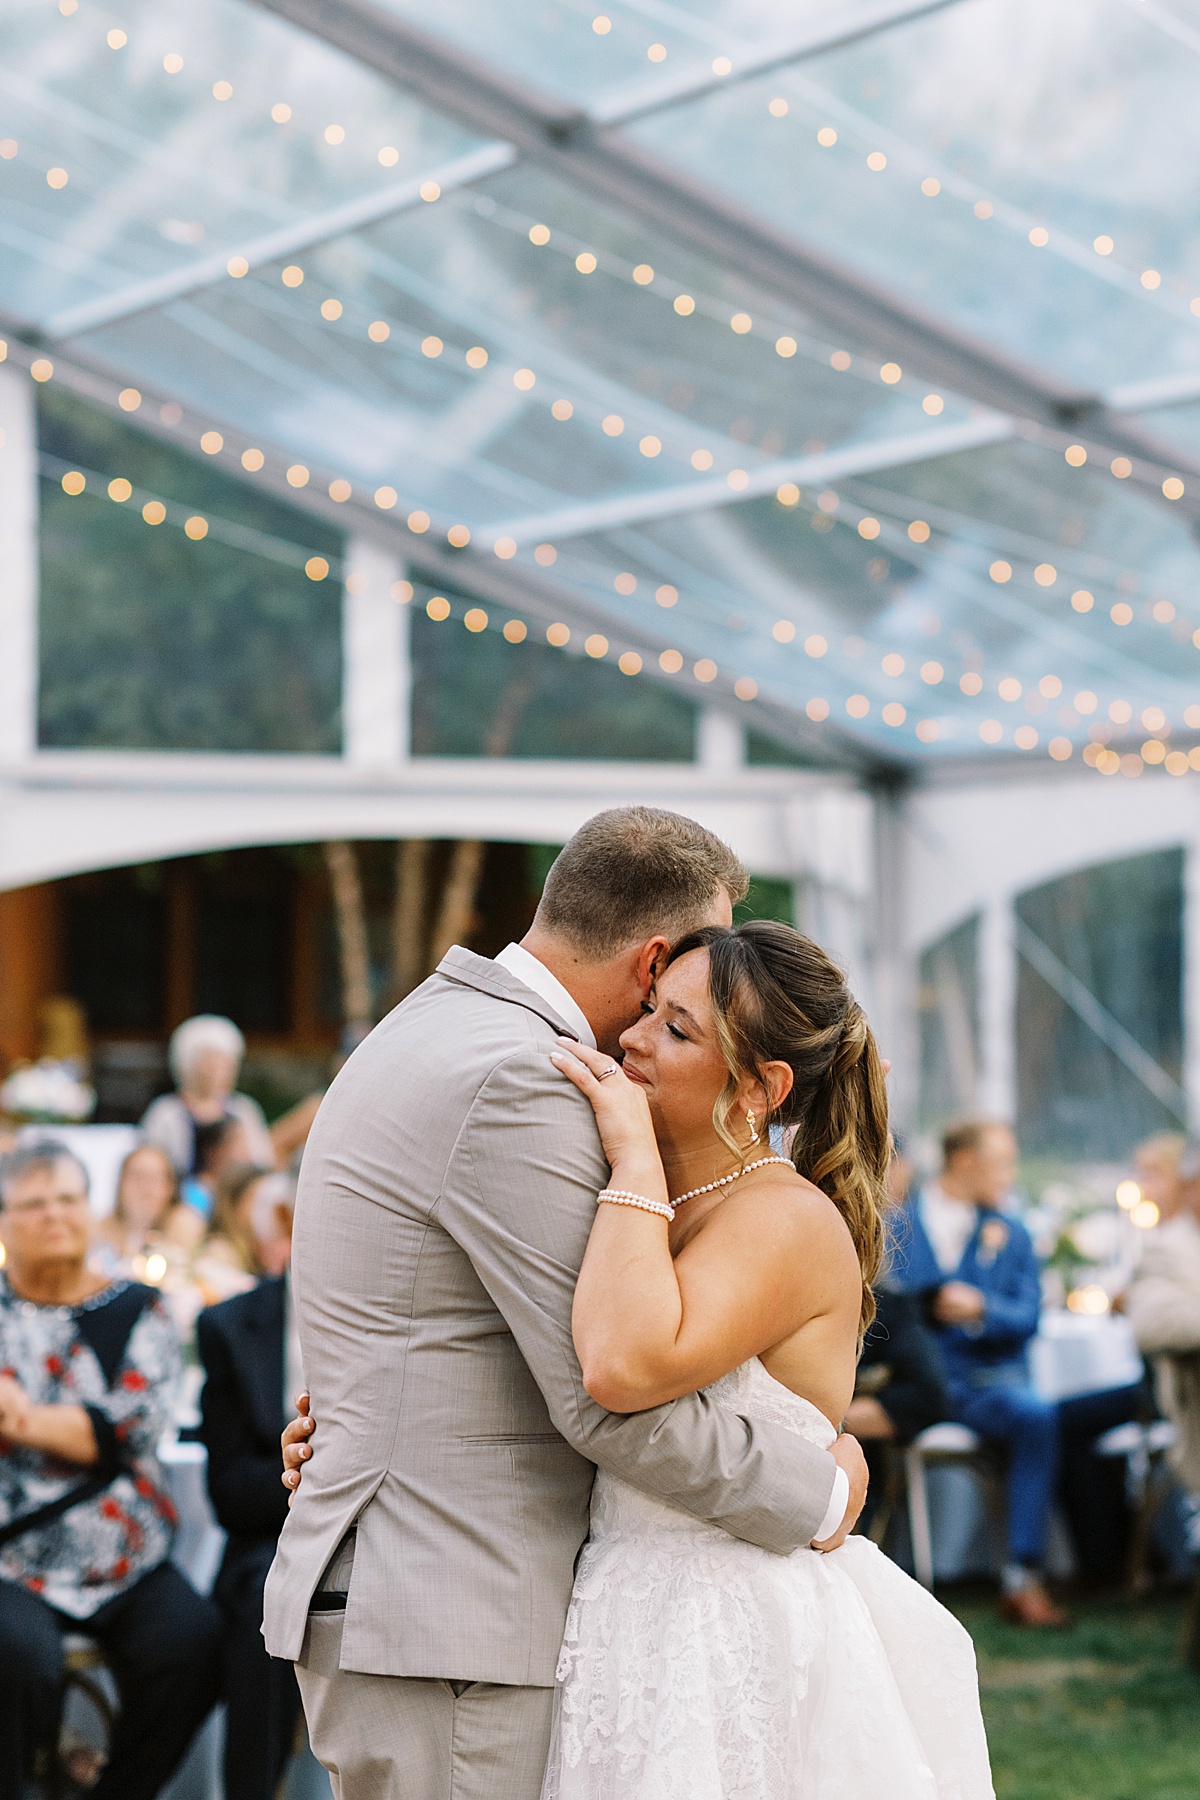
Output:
[1126, 1140, 1200, 1515]
[140, 1015, 274, 1177]
[197, 1185, 302, 1800]
[91, 1142, 203, 1279]
[889, 1119, 1066, 1625]
[892, 1120, 1143, 1616]
[847, 1285, 950, 1445]
[846, 1284, 950, 1537]
[1132, 1131, 1188, 1224]
[0, 1141, 221, 1798]
[181, 1113, 256, 1220]
[191, 1164, 289, 1308]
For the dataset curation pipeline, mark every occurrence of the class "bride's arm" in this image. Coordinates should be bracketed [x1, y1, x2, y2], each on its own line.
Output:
[551, 1038, 856, 1414]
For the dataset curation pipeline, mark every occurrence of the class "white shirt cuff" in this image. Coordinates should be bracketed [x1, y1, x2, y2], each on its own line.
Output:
[813, 1466, 849, 1545]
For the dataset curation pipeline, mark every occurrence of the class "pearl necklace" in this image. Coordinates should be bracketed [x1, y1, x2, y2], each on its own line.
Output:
[673, 1155, 792, 1208]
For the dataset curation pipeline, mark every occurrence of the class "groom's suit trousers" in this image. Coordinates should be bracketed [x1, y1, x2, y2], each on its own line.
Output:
[296, 1609, 554, 1800]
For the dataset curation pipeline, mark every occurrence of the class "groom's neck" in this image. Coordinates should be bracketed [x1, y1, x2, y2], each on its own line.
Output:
[519, 927, 639, 1057]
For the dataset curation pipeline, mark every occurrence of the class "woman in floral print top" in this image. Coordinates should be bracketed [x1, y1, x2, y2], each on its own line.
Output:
[0, 1265, 180, 1615]
[0, 1143, 222, 1800]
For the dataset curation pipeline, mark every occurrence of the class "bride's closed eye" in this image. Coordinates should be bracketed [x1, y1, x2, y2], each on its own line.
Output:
[640, 997, 688, 1041]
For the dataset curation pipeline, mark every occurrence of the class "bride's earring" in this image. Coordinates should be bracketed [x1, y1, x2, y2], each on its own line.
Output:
[745, 1107, 758, 1142]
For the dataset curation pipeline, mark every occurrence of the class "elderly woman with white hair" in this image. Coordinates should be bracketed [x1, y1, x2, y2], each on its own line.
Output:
[140, 1015, 275, 1180]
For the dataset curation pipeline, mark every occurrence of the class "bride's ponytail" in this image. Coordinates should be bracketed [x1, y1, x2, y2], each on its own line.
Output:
[801, 1002, 888, 1335]
[667, 920, 890, 1337]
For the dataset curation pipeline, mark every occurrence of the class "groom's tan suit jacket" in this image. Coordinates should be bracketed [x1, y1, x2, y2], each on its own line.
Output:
[263, 948, 838, 1684]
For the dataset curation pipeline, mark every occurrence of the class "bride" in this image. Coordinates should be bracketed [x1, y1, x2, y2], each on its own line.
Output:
[542, 919, 993, 1800]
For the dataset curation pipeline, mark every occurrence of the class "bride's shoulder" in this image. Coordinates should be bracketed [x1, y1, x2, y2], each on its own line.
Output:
[711, 1167, 857, 1263]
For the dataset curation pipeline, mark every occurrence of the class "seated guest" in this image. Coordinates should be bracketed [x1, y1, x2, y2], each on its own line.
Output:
[182, 1114, 256, 1221]
[845, 1283, 950, 1536]
[92, 1142, 203, 1278]
[892, 1120, 1143, 1616]
[190, 1164, 278, 1309]
[1127, 1140, 1200, 1519]
[197, 1184, 301, 1800]
[0, 1142, 221, 1798]
[1133, 1131, 1188, 1226]
[141, 1014, 274, 1177]
[889, 1119, 1066, 1625]
[848, 1285, 951, 1445]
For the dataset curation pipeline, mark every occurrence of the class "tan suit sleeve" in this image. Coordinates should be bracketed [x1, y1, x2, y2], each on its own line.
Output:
[438, 1044, 838, 1554]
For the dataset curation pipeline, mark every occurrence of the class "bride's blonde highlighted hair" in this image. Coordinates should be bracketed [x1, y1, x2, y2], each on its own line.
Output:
[666, 920, 889, 1336]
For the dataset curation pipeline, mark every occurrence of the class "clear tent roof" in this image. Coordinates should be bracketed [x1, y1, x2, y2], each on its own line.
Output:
[5, 0, 1200, 776]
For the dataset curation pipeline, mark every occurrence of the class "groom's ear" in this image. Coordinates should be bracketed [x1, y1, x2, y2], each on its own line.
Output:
[634, 935, 671, 994]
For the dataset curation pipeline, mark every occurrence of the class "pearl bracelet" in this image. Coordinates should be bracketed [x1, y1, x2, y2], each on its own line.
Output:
[597, 1188, 675, 1222]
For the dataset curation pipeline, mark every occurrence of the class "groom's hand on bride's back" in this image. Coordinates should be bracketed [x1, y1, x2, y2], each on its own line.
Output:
[281, 1389, 314, 1500]
[812, 1432, 869, 1552]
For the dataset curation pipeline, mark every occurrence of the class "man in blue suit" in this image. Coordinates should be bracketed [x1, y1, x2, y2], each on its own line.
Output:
[890, 1118, 1067, 1626]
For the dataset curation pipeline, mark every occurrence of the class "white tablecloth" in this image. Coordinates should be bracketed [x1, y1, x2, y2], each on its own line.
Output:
[1029, 1309, 1144, 1402]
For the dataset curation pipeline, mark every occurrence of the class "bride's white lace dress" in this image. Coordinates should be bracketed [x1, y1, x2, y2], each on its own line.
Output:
[542, 1358, 993, 1799]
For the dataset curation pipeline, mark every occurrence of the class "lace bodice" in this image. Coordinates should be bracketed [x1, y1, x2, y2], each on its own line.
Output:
[589, 1359, 836, 1548]
[707, 1357, 838, 1448]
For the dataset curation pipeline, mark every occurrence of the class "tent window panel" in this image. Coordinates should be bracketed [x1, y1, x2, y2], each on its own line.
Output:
[1015, 849, 1183, 1158]
[37, 390, 342, 754]
[410, 599, 695, 762]
[917, 914, 981, 1131]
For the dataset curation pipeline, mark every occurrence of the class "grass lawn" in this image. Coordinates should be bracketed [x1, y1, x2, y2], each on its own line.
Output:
[943, 1587, 1200, 1800]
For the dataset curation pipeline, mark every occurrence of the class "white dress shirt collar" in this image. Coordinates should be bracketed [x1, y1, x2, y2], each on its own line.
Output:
[494, 942, 597, 1049]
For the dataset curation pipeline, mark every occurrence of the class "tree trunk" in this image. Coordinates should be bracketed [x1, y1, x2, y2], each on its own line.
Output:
[428, 840, 487, 969]
[422, 675, 535, 975]
[391, 838, 431, 1002]
[323, 840, 372, 1036]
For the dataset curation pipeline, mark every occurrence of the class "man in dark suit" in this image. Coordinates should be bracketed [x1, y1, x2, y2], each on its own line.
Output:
[845, 1284, 951, 1539]
[889, 1118, 1068, 1625]
[198, 1256, 302, 1800]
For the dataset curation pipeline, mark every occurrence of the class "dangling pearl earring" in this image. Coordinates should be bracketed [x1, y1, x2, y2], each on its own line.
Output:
[745, 1107, 758, 1142]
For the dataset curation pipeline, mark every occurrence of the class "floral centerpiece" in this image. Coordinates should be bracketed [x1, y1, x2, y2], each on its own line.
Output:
[0, 1059, 96, 1124]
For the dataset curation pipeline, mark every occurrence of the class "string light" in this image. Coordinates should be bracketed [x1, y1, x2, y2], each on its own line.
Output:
[27, 195, 1192, 770]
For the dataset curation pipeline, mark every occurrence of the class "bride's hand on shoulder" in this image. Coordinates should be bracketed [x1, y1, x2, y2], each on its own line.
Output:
[550, 1037, 659, 1172]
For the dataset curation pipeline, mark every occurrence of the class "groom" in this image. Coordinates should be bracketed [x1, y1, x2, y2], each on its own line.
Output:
[265, 806, 868, 1798]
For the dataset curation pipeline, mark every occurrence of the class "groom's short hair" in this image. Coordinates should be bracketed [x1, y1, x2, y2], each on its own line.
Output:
[535, 807, 747, 958]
